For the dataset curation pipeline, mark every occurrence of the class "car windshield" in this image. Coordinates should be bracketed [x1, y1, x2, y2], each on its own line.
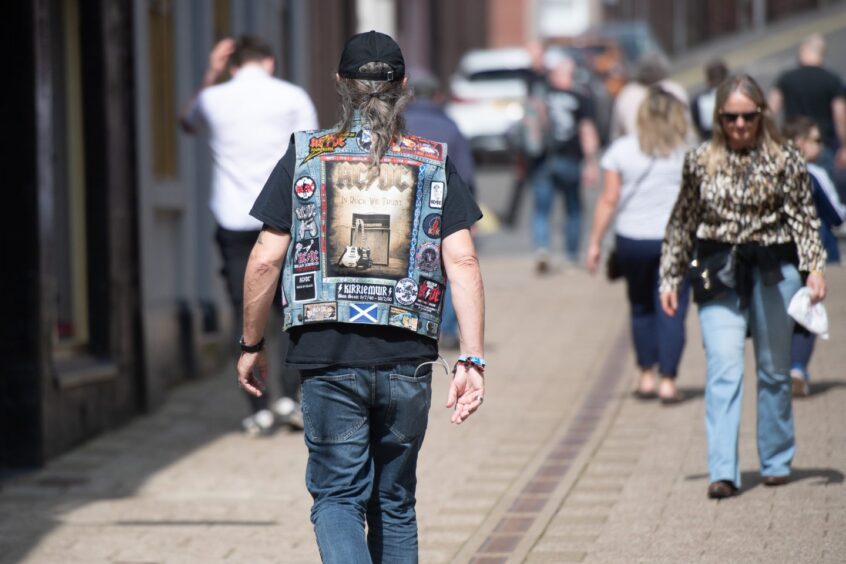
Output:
[467, 69, 533, 82]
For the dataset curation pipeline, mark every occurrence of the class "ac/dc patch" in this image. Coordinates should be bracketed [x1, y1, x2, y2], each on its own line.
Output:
[336, 282, 394, 304]
[295, 203, 319, 240]
[423, 213, 441, 238]
[295, 176, 316, 200]
[293, 237, 320, 273]
[416, 242, 441, 272]
[303, 132, 354, 163]
[415, 278, 443, 314]
[294, 273, 316, 302]
[303, 301, 337, 323]
[394, 278, 418, 306]
[388, 306, 419, 332]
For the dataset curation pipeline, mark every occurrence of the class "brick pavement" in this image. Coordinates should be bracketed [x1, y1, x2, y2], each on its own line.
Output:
[1, 260, 843, 563]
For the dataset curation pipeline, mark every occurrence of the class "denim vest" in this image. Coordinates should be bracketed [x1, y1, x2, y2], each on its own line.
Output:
[281, 123, 448, 339]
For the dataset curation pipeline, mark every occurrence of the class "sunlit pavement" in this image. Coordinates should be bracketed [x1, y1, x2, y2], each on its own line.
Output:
[3, 6, 846, 563]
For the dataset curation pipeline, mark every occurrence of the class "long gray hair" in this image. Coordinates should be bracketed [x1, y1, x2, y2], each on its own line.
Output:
[336, 62, 413, 181]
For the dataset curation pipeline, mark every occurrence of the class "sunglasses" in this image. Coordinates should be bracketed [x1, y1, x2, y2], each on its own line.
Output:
[719, 110, 762, 124]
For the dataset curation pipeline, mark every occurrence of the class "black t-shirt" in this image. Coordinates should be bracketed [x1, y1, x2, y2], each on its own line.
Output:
[776, 65, 844, 145]
[545, 87, 594, 158]
[250, 139, 482, 368]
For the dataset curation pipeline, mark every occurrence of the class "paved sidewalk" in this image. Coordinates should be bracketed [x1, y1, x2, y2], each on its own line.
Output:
[1, 260, 844, 563]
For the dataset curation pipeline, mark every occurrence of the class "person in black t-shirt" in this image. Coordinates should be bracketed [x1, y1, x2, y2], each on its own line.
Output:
[532, 55, 600, 273]
[769, 33, 846, 196]
[236, 32, 485, 563]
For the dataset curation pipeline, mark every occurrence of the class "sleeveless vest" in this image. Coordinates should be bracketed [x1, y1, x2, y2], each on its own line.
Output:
[281, 123, 448, 339]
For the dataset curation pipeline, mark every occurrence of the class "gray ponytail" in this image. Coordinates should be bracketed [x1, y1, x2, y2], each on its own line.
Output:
[336, 62, 413, 181]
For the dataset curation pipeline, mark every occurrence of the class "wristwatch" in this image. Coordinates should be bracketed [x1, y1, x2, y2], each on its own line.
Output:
[239, 336, 265, 353]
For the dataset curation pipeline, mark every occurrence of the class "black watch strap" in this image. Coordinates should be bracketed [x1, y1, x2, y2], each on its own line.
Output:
[239, 336, 265, 353]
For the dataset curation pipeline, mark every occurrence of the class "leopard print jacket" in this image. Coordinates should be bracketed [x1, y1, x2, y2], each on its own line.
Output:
[659, 141, 825, 292]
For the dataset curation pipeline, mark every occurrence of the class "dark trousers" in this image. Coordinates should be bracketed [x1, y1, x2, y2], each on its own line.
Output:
[616, 235, 690, 377]
[215, 226, 300, 412]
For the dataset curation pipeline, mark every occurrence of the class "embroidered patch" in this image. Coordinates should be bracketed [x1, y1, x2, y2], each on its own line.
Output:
[388, 306, 419, 332]
[303, 132, 353, 163]
[415, 278, 443, 315]
[423, 213, 442, 238]
[295, 203, 319, 240]
[293, 237, 320, 273]
[349, 303, 378, 323]
[429, 181, 444, 209]
[392, 135, 443, 160]
[426, 320, 439, 338]
[416, 242, 441, 272]
[303, 302, 337, 323]
[294, 273, 316, 302]
[394, 278, 418, 306]
[295, 176, 316, 200]
[356, 128, 372, 152]
[336, 282, 394, 304]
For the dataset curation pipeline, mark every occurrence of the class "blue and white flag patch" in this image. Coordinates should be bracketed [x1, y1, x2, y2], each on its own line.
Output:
[349, 303, 378, 323]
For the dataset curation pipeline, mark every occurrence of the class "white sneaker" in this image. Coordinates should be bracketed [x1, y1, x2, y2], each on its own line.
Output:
[273, 397, 304, 431]
[790, 370, 810, 398]
[241, 409, 275, 436]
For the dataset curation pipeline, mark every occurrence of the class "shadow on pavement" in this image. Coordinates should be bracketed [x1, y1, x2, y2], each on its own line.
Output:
[807, 379, 846, 397]
[685, 467, 844, 494]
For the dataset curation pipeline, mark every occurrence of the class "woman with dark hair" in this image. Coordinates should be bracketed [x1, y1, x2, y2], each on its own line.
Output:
[586, 87, 692, 403]
[659, 75, 827, 499]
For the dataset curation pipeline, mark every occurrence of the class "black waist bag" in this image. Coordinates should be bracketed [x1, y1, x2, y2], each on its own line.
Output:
[689, 246, 736, 304]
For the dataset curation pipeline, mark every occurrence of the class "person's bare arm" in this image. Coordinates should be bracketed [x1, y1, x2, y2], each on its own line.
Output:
[579, 118, 600, 186]
[441, 228, 485, 424]
[586, 169, 621, 273]
[180, 38, 235, 134]
[768, 87, 784, 117]
[236, 227, 290, 396]
[833, 96, 846, 169]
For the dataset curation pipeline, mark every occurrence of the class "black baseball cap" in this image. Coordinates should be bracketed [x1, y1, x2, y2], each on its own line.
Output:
[338, 31, 405, 82]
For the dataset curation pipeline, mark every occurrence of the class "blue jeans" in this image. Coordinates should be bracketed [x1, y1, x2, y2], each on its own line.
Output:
[790, 328, 815, 380]
[615, 235, 690, 376]
[532, 155, 582, 261]
[301, 363, 433, 563]
[698, 263, 801, 487]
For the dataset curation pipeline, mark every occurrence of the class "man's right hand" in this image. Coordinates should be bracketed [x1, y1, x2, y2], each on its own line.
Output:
[236, 350, 267, 397]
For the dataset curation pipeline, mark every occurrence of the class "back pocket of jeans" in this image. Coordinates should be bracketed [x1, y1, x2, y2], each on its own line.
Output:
[301, 372, 366, 444]
[386, 367, 432, 443]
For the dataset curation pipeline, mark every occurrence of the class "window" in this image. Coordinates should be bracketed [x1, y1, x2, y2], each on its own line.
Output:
[148, 0, 178, 179]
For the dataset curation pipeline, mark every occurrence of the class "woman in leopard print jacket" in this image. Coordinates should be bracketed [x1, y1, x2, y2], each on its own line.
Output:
[658, 75, 827, 500]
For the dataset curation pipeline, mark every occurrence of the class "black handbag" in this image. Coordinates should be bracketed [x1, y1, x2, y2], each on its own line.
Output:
[689, 246, 736, 303]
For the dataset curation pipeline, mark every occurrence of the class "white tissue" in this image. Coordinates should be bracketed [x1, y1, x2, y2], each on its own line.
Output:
[787, 287, 829, 340]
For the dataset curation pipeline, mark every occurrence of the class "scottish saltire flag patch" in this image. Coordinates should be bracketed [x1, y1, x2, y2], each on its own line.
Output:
[349, 303, 378, 323]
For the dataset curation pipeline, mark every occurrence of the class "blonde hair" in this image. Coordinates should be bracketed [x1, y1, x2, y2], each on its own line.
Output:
[636, 87, 689, 157]
[706, 74, 784, 176]
[336, 62, 413, 182]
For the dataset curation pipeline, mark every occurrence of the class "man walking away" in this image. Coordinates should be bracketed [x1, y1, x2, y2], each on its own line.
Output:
[181, 36, 318, 434]
[237, 31, 486, 562]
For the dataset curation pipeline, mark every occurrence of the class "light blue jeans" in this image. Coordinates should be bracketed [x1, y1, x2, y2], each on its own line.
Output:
[698, 263, 801, 488]
[300, 363, 432, 564]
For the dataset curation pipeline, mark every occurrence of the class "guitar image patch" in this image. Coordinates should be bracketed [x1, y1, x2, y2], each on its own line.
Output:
[338, 218, 373, 270]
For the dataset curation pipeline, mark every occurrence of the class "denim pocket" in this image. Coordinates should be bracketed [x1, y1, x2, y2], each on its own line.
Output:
[301, 371, 367, 444]
[386, 365, 433, 443]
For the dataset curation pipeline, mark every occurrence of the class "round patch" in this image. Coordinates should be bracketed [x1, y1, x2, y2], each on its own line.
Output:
[357, 129, 372, 152]
[394, 278, 418, 306]
[416, 242, 441, 272]
[422, 213, 442, 239]
[295, 176, 316, 200]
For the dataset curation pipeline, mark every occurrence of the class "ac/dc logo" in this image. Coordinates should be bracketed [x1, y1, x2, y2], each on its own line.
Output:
[303, 132, 355, 163]
[293, 237, 320, 273]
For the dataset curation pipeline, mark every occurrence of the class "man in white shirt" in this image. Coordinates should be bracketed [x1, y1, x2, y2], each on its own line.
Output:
[181, 36, 318, 435]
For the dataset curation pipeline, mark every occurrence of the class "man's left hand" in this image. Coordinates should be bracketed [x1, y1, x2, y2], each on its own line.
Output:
[447, 364, 484, 424]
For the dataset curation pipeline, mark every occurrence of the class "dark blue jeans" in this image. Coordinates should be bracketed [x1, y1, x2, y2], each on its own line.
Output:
[532, 155, 582, 261]
[301, 363, 432, 563]
[616, 235, 690, 377]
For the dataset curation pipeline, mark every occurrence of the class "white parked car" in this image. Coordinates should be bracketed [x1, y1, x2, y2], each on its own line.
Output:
[445, 48, 532, 156]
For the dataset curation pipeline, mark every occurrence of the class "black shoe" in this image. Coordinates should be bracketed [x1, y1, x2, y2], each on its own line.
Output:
[762, 475, 790, 486]
[707, 480, 738, 499]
